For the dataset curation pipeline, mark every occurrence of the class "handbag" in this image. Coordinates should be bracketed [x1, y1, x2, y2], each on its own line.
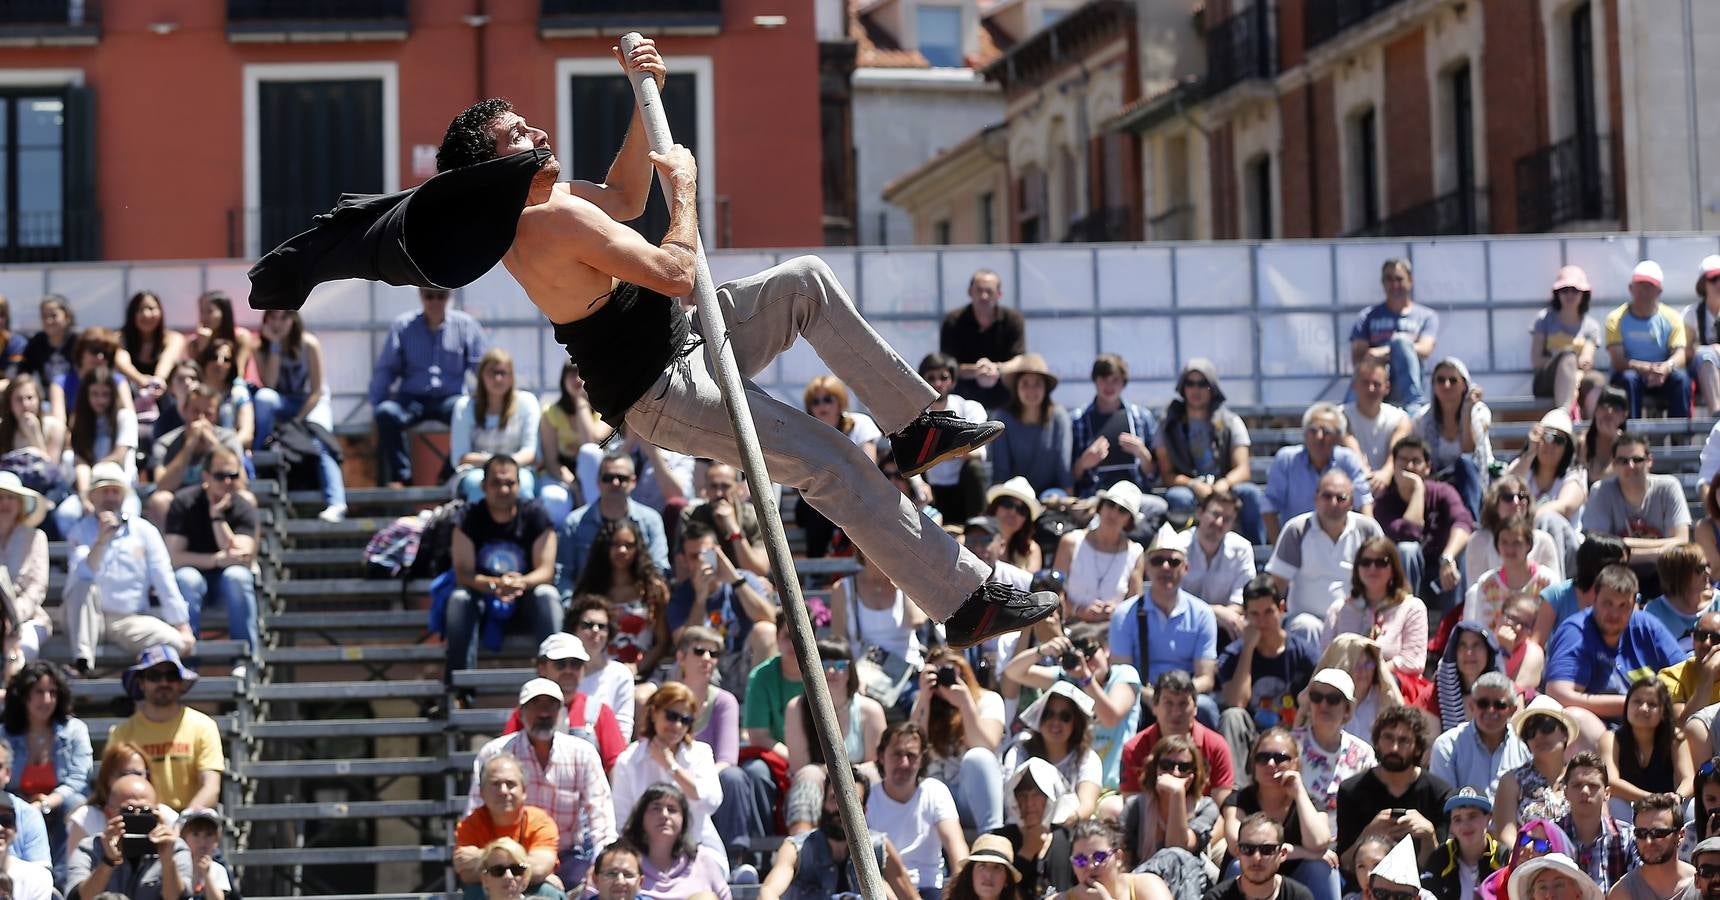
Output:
[847, 581, 917, 707]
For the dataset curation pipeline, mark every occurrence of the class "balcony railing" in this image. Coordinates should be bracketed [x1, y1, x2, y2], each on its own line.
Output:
[540, 0, 722, 37]
[1515, 132, 1618, 233]
[1205, 3, 1277, 96]
[0, 210, 99, 264]
[0, 0, 100, 45]
[1304, 0, 1410, 51]
[1345, 188, 1490, 239]
[1064, 207, 1133, 243]
[227, 0, 408, 41]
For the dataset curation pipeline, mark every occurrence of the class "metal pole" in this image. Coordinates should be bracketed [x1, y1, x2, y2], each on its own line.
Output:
[618, 32, 889, 900]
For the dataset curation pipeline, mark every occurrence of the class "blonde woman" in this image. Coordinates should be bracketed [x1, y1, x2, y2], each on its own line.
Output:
[1304, 635, 1402, 743]
[452, 348, 541, 502]
[795, 374, 879, 556]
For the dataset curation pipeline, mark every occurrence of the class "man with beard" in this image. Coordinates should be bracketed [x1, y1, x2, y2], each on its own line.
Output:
[758, 766, 920, 900]
[1610, 793, 1696, 900]
[1207, 812, 1313, 900]
[108, 645, 223, 812]
[469, 678, 615, 886]
[1335, 705, 1453, 870]
[501, 634, 624, 772]
[866, 722, 967, 900]
[1690, 837, 1720, 900]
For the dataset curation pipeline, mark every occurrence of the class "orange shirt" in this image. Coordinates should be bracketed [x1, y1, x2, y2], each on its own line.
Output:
[454, 804, 559, 856]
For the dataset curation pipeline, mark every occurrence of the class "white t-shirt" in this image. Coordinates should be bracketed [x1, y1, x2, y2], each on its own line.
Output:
[4, 856, 51, 900]
[1001, 740, 1103, 791]
[925, 395, 987, 486]
[867, 779, 959, 889]
[1264, 512, 1385, 622]
[580, 659, 637, 736]
[844, 412, 883, 448]
[1343, 401, 1408, 471]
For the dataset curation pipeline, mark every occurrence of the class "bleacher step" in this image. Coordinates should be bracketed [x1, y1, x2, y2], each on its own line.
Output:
[254, 680, 444, 702]
[287, 486, 449, 508]
[248, 717, 446, 739]
[449, 708, 510, 733]
[240, 757, 450, 780]
[449, 668, 533, 692]
[262, 645, 443, 665]
[266, 610, 429, 630]
[74, 677, 241, 703]
[230, 799, 456, 822]
[231, 845, 449, 867]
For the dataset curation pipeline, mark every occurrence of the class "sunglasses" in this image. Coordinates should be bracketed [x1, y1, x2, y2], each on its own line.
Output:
[686, 646, 720, 659]
[1434, 375, 1463, 386]
[1544, 432, 1570, 445]
[1637, 826, 1679, 841]
[141, 668, 182, 683]
[1356, 556, 1391, 569]
[576, 620, 611, 632]
[1521, 716, 1567, 739]
[824, 659, 850, 674]
[1041, 709, 1075, 724]
[210, 471, 241, 482]
[1253, 751, 1292, 766]
[1307, 689, 1347, 706]
[1236, 842, 1279, 857]
[1694, 629, 1720, 645]
[660, 710, 695, 727]
[600, 473, 634, 484]
[809, 395, 839, 407]
[1518, 834, 1552, 853]
[1474, 698, 1512, 712]
[484, 864, 527, 878]
[1147, 555, 1182, 568]
[1698, 864, 1720, 880]
[1500, 491, 1532, 502]
[1182, 378, 1211, 390]
[1071, 850, 1113, 869]
[1614, 455, 1649, 466]
[547, 658, 580, 671]
[1156, 759, 1196, 776]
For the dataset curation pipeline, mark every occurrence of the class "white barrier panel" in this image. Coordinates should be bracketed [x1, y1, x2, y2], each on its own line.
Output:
[3, 232, 1718, 424]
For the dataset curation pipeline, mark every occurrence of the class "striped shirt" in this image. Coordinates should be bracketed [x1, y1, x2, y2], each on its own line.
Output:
[1070, 398, 1158, 497]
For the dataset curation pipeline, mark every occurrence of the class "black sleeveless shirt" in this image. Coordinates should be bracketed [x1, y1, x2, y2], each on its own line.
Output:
[552, 281, 692, 430]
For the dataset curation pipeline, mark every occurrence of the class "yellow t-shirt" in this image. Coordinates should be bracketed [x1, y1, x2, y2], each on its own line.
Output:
[108, 709, 225, 811]
[1659, 658, 1720, 709]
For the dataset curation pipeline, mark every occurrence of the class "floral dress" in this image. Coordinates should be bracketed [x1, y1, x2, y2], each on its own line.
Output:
[1293, 725, 1376, 835]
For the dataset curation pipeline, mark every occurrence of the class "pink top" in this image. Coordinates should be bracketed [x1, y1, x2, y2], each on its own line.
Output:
[1324, 594, 1429, 675]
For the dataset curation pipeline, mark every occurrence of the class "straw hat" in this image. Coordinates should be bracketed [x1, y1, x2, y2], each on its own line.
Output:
[1510, 694, 1574, 739]
[986, 476, 1043, 520]
[1507, 854, 1603, 900]
[1002, 353, 1058, 393]
[955, 834, 1021, 884]
[0, 472, 46, 529]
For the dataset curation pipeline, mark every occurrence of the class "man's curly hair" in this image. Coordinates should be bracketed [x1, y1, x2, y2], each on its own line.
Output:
[436, 98, 514, 173]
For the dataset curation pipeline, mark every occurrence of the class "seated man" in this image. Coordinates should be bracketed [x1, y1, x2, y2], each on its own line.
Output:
[163, 447, 259, 663]
[1108, 525, 1218, 728]
[1335, 706, 1453, 868]
[666, 521, 775, 689]
[1216, 575, 1318, 784]
[865, 722, 966, 900]
[1069, 353, 1169, 523]
[146, 385, 245, 523]
[1371, 435, 1472, 608]
[454, 754, 563, 899]
[446, 456, 563, 676]
[558, 453, 669, 593]
[1427, 672, 1529, 801]
[1119, 670, 1235, 805]
[63, 461, 193, 673]
[503, 634, 624, 771]
[1606, 260, 1691, 418]
[1582, 431, 1691, 574]
[679, 462, 767, 576]
[1261, 403, 1373, 542]
[66, 774, 191, 900]
[1206, 812, 1314, 900]
[758, 766, 920, 900]
[1545, 564, 1682, 749]
[110, 646, 225, 813]
[1350, 258, 1438, 413]
[1180, 492, 1258, 641]
[1265, 469, 1383, 642]
[368, 286, 487, 487]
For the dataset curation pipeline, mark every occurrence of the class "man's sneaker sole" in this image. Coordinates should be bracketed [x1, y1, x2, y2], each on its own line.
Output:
[945, 590, 1059, 650]
[898, 421, 1004, 478]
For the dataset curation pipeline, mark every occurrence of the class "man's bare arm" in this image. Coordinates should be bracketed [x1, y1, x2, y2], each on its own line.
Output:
[564, 40, 666, 220]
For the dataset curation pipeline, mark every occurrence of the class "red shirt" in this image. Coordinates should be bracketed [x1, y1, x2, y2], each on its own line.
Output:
[1118, 721, 1235, 796]
[503, 692, 624, 772]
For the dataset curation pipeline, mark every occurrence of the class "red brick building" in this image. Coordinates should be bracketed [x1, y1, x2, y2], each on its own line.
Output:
[0, 0, 826, 264]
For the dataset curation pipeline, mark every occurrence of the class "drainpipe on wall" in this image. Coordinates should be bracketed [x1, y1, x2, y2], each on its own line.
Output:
[467, 0, 491, 102]
[1682, 0, 1703, 229]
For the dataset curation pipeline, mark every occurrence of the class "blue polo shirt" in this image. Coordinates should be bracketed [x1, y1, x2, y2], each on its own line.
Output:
[1261, 445, 1375, 521]
[1544, 608, 1683, 698]
[1108, 589, 1217, 682]
[1541, 578, 1580, 624]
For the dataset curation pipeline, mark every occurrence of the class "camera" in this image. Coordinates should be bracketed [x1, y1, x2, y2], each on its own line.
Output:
[1060, 651, 1082, 670]
[936, 666, 957, 687]
[122, 810, 159, 858]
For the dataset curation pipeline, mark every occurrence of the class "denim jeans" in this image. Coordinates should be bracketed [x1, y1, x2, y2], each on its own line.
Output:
[374, 393, 461, 483]
[175, 565, 258, 651]
[443, 584, 563, 672]
[255, 388, 347, 509]
[947, 746, 1004, 832]
[1438, 456, 1484, 522]
[1613, 366, 1693, 418]
[1387, 334, 1429, 414]
[713, 764, 773, 849]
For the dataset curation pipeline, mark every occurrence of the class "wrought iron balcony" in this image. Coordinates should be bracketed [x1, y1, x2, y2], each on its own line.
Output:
[1515, 132, 1618, 233]
[540, 0, 722, 38]
[0, 209, 99, 264]
[1205, 3, 1277, 97]
[0, 0, 100, 46]
[227, 0, 409, 42]
[1064, 207, 1133, 243]
[1304, 0, 1409, 52]
[1345, 188, 1490, 238]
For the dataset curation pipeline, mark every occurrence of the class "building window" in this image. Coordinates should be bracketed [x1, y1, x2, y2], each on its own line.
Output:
[1018, 165, 1045, 243]
[978, 191, 995, 244]
[1347, 106, 1379, 230]
[0, 87, 93, 262]
[933, 219, 951, 245]
[255, 78, 386, 253]
[567, 72, 699, 244]
[916, 5, 963, 68]
[1444, 62, 1478, 232]
[1244, 154, 1272, 239]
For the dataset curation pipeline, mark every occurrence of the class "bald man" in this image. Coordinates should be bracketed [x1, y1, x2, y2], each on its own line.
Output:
[67, 775, 190, 900]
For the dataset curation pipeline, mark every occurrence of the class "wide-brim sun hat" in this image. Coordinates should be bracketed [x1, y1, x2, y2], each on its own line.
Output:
[1018, 681, 1095, 731]
[1510, 694, 1575, 739]
[955, 833, 1021, 884]
[1508, 854, 1603, 900]
[1002, 353, 1058, 394]
[0, 471, 45, 530]
[986, 476, 1044, 520]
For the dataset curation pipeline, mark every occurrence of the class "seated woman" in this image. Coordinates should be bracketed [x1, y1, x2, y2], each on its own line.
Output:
[53, 367, 139, 538]
[1576, 387, 1629, 485]
[609, 684, 725, 874]
[1156, 359, 1263, 543]
[1434, 622, 1506, 733]
[1054, 817, 1173, 900]
[536, 362, 610, 526]
[573, 519, 671, 681]
[0, 476, 48, 674]
[474, 837, 563, 900]
[912, 647, 1006, 832]
[116, 290, 186, 407]
[185, 290, 257, 384]
[781, 638, 885, 833]
[828, 548, 925, 708]
[1599, 678, 1691, 818]
[1477, 817, 1573, 900]
[1464, 478, 1564, 591]
[1121, 734, 1218, 898]
[1325, 538, 1427, 679]
[452, 348, 540, 504]
[2, 661, 92, 882]
[1641, 543, 1720, 654]
[990, 353, 1072, 497]
[1051, 482, 1145, 623]
[1001, 622, 1140, 792]
[793, 374, 880, 557]
[615, 783, 730, 900]
[990, 758, 1080, 900]
[1492, 594, 1546, 699]
[51, 327, 134, 428]
[1492, 698, 1577, 849]
[1529, 265, 1602, 413]
[1413, 357, 1493, 518]
[252, 309, 347, 522]
[1001, 682, 1103, 820]
[17, 296, 75, 404]
[197, 338, 253, 451]
[1310, 636, 1402, 743]
[985, 477, 1044, 573]
[1221, 728, 1337, 900]
[1697, 471, 1720, 574]
[1290, 669, 1377, 843]
[1503, 410, 1586, 570]
[0, 376, 67, 506]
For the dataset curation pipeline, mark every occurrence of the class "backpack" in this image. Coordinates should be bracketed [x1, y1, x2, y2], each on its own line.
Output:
[410, 499, 467, 578]
[364, 517, 424, 579]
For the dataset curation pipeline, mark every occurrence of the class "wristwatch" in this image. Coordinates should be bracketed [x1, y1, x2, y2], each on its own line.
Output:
[731, 576, 748, 589]
[1438, 555, 1455, 567]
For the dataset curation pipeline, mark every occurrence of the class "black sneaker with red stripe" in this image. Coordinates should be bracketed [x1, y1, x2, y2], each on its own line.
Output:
[944, 582, 1060, 650]
[891, 410, 1004, 478]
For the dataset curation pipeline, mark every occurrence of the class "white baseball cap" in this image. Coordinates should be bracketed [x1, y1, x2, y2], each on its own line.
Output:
[1309, 668, 1356, 703]
[1632, 259, 1665, 287]
[517, 677, 565, 706]
[538, 633, 589, 663]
